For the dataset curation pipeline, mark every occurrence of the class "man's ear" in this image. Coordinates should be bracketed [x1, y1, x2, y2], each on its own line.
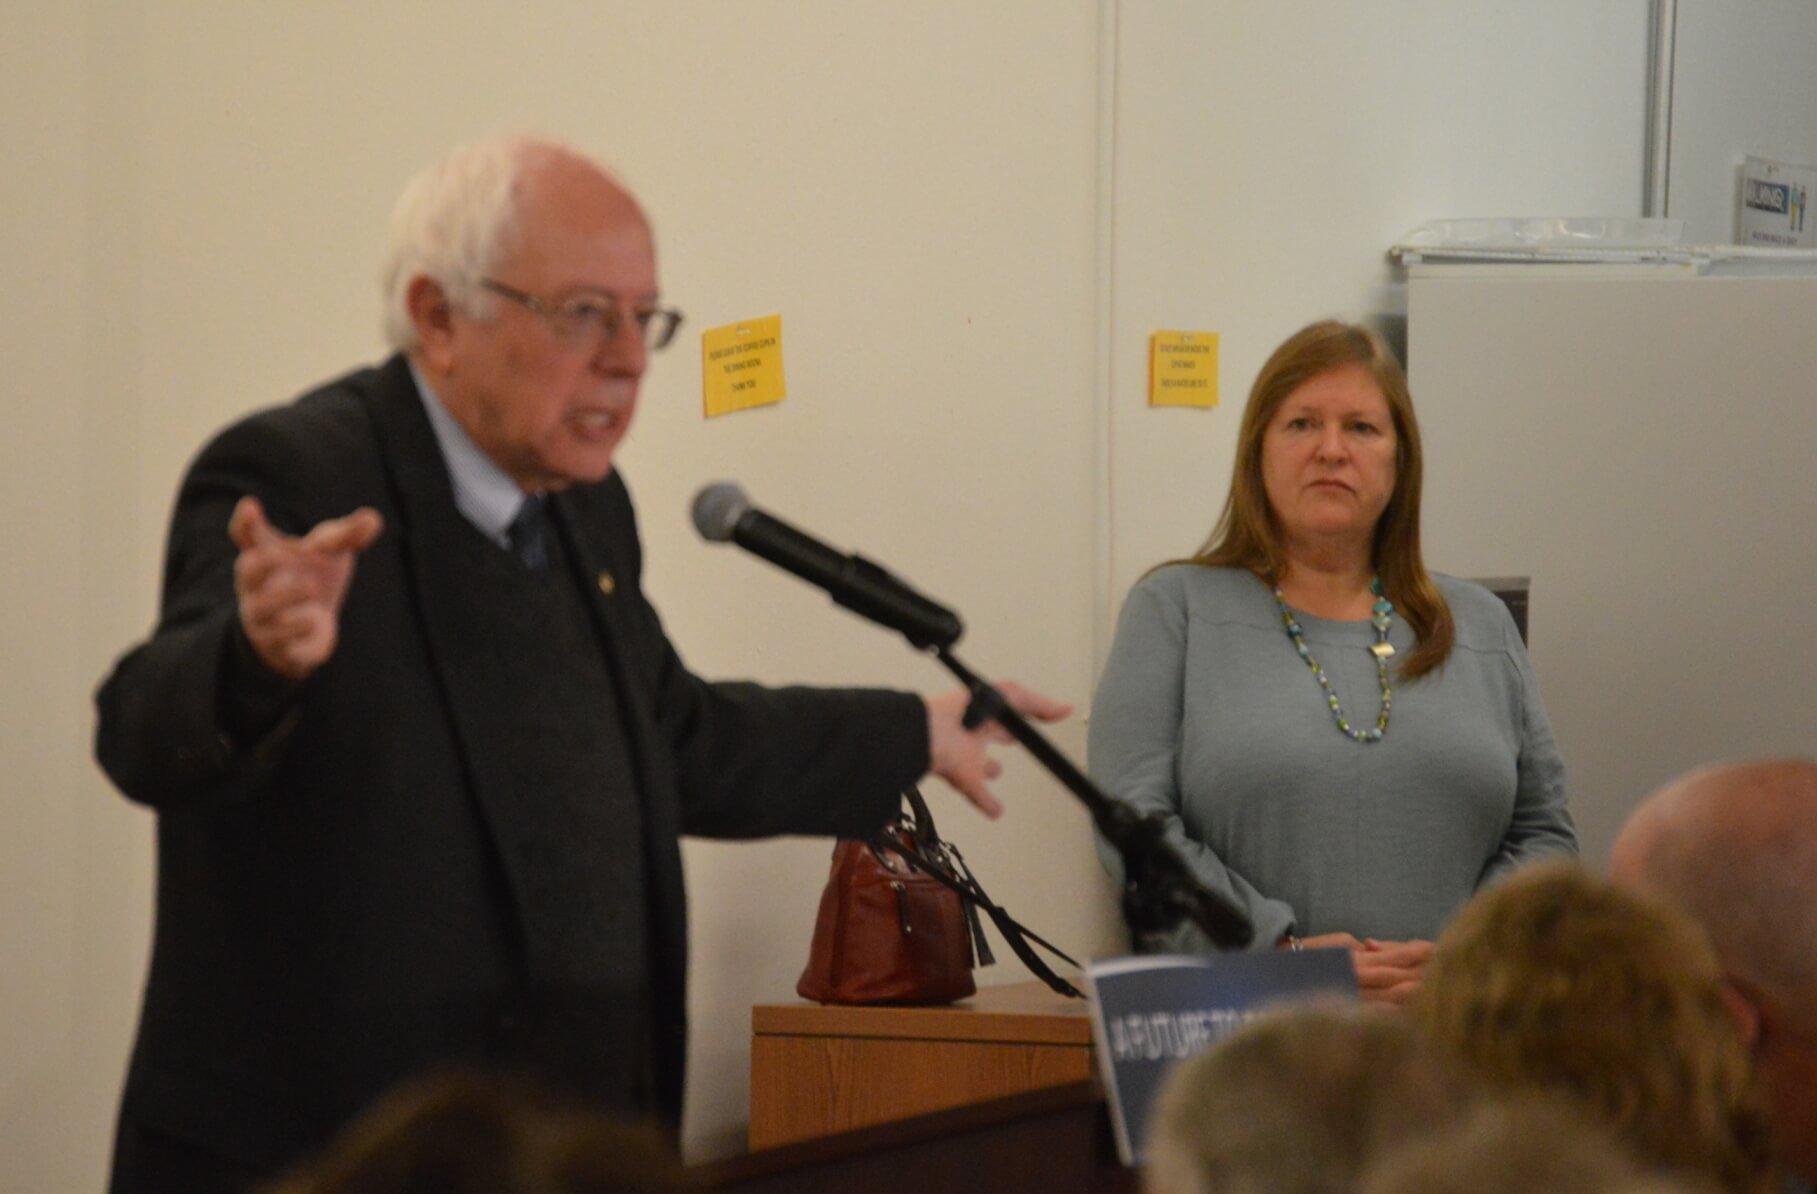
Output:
[407, 275, 457, 371]
[1720, 977, 1764, 1048]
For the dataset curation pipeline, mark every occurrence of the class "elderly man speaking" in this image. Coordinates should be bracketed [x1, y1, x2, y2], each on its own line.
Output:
[95, 136, 1066, 1193]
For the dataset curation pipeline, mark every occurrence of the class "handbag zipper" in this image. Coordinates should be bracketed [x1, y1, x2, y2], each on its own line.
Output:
[892, 880, 913, 935]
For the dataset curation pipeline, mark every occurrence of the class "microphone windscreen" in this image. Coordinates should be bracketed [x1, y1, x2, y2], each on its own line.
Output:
[691, 482, 750, 542]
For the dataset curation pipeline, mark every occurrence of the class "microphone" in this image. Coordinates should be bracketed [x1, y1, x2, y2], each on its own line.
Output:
[691, 482, 964, 650]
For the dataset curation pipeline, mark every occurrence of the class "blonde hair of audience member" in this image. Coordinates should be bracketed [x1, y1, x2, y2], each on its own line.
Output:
[1360, 1097, 1713, 1194]
[1610, 758, 1817, 1186]
[1189, 319, 1454, 679]
[1412, 862, 1778, 1194]
[1144, 1004, 1475, 1194]
[263, 1069, 691, 1194]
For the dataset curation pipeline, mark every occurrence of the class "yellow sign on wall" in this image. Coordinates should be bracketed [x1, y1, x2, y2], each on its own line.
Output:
[702, 315, 786, 417]
[1149, 331, 1219, 408]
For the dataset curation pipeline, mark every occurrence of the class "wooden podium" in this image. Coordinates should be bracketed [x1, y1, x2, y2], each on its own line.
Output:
[749, 980, 1094, 1149]
[700, 1079, 1137, 1194]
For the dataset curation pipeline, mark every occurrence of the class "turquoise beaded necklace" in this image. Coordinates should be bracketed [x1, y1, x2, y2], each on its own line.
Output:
[1272, 576, 1395, 744]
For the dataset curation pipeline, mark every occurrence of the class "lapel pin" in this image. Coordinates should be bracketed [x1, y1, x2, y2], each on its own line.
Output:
[597, 571, 616, 596]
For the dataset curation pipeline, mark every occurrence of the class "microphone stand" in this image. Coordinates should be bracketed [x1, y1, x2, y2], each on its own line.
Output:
[931, 646, 1254, 951]
[692, 484, 1252, 950]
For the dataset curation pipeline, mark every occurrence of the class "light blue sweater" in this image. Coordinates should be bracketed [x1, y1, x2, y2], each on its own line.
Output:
[1090, 565, 1576, 952]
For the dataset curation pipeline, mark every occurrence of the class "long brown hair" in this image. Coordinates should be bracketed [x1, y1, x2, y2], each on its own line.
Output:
[1192, 319, 1453, 679]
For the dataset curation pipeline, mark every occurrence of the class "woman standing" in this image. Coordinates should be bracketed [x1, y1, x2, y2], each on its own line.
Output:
[1090, 320, 1575, 1002]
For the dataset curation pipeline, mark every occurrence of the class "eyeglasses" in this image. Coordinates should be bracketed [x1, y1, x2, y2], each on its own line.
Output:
[478, 278, 685, 351]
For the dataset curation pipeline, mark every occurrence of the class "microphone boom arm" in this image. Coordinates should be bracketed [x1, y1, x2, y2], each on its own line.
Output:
[933, 647, 1254, 950]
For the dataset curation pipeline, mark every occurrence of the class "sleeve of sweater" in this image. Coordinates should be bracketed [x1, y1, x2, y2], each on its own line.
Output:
[1088, 570, 1294, 952]
[94, 411, 319, 810]
[1479, 603, 1578, 883]
[597, 475, 928, 842]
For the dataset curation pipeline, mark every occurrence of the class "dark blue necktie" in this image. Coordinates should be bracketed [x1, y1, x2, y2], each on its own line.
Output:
[506, 496, 549, 573]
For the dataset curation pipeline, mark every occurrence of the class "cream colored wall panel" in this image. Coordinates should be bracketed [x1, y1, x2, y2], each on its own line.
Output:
[1410, 271, 1817, 865]
[1104, 2, 1650, 622]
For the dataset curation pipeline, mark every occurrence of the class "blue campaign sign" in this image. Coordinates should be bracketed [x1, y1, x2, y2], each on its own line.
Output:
[1086, 951, 1358, 1166]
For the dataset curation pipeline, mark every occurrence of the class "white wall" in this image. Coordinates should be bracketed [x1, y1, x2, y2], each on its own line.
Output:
[2, 6, 153, 1190]
[1668, 0, 1817, 242]
[4, 1, 1678, 1186]
[1408, 269, 1817, 865]
[1102, 2, 1650, 619]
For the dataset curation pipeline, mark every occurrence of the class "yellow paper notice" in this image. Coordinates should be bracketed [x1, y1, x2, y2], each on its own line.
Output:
[702, 315, 786, 418]
[1149, 331, 1218, 408]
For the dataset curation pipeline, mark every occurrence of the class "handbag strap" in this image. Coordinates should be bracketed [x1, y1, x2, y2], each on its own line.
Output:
[872, 828, 1084, 1000]
[903, 785, 941, 855]
[945, 843, 1083, 997]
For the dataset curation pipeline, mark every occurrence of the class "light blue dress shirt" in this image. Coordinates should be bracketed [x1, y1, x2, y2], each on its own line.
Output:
[409, 361, 537, 545]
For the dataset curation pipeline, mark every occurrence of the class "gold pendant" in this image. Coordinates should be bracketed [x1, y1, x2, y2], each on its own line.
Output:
[1371, 641, 1395, 659]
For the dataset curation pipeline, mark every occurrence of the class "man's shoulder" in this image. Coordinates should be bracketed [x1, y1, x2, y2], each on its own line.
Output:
[179, 356, 421, 530]
[212, 357, 407, 458]
[557, 467, 641, 553]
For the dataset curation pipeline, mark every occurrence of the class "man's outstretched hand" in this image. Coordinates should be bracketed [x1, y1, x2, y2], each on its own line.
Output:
[924, 681, 1072, 818]
[229, 496, 385, 680]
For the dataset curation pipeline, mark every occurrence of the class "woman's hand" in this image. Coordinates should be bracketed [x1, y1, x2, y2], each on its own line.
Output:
[1276, 932, 1435, 1006]
[1351, 938, 1434, 1006]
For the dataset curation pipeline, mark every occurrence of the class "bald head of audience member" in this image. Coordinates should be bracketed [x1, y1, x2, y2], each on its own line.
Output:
[1144, 1004, 1475, 1194]
[1413, 861, 1778, 1194]
[1611, 758, 1817, 1188]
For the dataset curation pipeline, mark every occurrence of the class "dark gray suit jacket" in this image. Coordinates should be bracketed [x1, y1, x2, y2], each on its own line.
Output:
[95, 354, 923, 1177]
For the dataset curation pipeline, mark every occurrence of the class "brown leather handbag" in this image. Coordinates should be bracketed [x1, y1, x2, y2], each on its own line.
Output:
[796, 788, 1081, 1005]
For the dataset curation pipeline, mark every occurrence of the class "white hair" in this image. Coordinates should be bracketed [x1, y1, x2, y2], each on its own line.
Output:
[378, 135, 615, 351]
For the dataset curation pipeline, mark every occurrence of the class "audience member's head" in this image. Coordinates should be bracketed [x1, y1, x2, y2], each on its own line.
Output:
[1413, 861, 1777, 1194]
[1610, 758, 1817, 1187]
[263, 1069, 690, 1194]
[1360, 1097, 1710, 1194]
[1144, 1003, 1475, 1194]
